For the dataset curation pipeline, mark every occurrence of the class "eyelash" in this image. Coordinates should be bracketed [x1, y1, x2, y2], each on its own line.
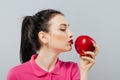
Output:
[60, 29, 66, 31]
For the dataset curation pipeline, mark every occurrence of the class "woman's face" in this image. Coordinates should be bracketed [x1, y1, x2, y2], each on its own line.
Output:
[47, 14, 73, 53]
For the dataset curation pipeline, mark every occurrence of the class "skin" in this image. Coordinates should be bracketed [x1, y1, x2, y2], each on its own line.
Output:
[35, 14, 98, 80]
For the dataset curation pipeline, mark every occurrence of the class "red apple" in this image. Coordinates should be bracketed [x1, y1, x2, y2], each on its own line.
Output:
[74, 35, 96, 56]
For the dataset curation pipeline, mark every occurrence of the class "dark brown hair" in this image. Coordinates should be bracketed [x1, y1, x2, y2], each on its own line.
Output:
[20, 9, 64, 63]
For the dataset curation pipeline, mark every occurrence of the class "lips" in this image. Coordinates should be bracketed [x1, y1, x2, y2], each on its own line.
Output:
[69, 40, 73, 44]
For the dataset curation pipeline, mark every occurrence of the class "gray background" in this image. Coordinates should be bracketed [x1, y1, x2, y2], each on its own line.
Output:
[0, 0, 120, 80]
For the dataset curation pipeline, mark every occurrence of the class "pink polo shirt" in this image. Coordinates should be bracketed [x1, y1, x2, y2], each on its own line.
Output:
[7, 54, 80, 80]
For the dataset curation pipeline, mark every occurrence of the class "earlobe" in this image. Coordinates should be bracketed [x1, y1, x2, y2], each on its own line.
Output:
[38, 31, 48, 44]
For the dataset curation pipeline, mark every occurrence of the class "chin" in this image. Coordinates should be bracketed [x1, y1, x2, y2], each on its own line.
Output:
[60, 45, 72, 52]
[65, 46, 72, 52]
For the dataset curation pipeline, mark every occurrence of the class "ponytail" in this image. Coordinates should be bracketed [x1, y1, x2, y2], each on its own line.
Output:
[20, 16, 37, 63]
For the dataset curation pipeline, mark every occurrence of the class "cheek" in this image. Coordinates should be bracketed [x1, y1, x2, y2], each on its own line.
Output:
[53, 33, 67, 42]
[49, 32, 67, 45]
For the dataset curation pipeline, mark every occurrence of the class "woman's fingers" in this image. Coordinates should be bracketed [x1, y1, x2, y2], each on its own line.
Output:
[80, 44, 99, 59]
[83, 51, 95, 59]
[79, 44, 99, 71]
[80, 56, 96, 70]
[93, 44, 99, 56]
[81, 56, 95, 64]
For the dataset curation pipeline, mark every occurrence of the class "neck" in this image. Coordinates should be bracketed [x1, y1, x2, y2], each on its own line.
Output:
[35, 47, 59, 72]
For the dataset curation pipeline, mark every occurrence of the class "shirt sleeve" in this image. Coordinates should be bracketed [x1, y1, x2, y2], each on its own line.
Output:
[71, 63, 80, 80]
[6, 68, 17, 80]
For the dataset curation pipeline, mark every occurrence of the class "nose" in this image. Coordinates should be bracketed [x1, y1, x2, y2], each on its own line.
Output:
[68, 29, 73, 38]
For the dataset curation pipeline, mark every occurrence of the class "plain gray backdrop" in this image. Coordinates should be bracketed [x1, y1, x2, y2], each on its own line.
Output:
[0, 0, 120, 80]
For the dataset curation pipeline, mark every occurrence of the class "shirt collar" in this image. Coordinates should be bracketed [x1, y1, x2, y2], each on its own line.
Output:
[29, 54, 61, 77]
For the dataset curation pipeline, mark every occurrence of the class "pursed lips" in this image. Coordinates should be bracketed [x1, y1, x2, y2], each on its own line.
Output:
[69, 40, 73, 44]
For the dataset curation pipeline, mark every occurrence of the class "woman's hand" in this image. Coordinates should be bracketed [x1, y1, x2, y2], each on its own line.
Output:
[79, 45, 99, 80]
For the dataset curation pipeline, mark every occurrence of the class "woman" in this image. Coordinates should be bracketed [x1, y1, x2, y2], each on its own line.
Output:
[7, 9, 98, 80]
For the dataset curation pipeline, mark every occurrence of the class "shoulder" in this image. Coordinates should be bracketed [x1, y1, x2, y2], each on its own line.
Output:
[7, 54, 38, 75]
[7, 61, 30, 79]
[9, 61, 30, 72]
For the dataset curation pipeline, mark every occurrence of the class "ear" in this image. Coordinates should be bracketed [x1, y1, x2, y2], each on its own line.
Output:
[38, 31, 48, 44]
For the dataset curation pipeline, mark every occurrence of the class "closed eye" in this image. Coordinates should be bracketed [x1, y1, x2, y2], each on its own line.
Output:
[60, 29, 66, 31]
[59, 24, 69, 32]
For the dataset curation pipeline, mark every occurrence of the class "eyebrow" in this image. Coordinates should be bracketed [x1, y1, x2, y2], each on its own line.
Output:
[60, 24, 70, 27]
